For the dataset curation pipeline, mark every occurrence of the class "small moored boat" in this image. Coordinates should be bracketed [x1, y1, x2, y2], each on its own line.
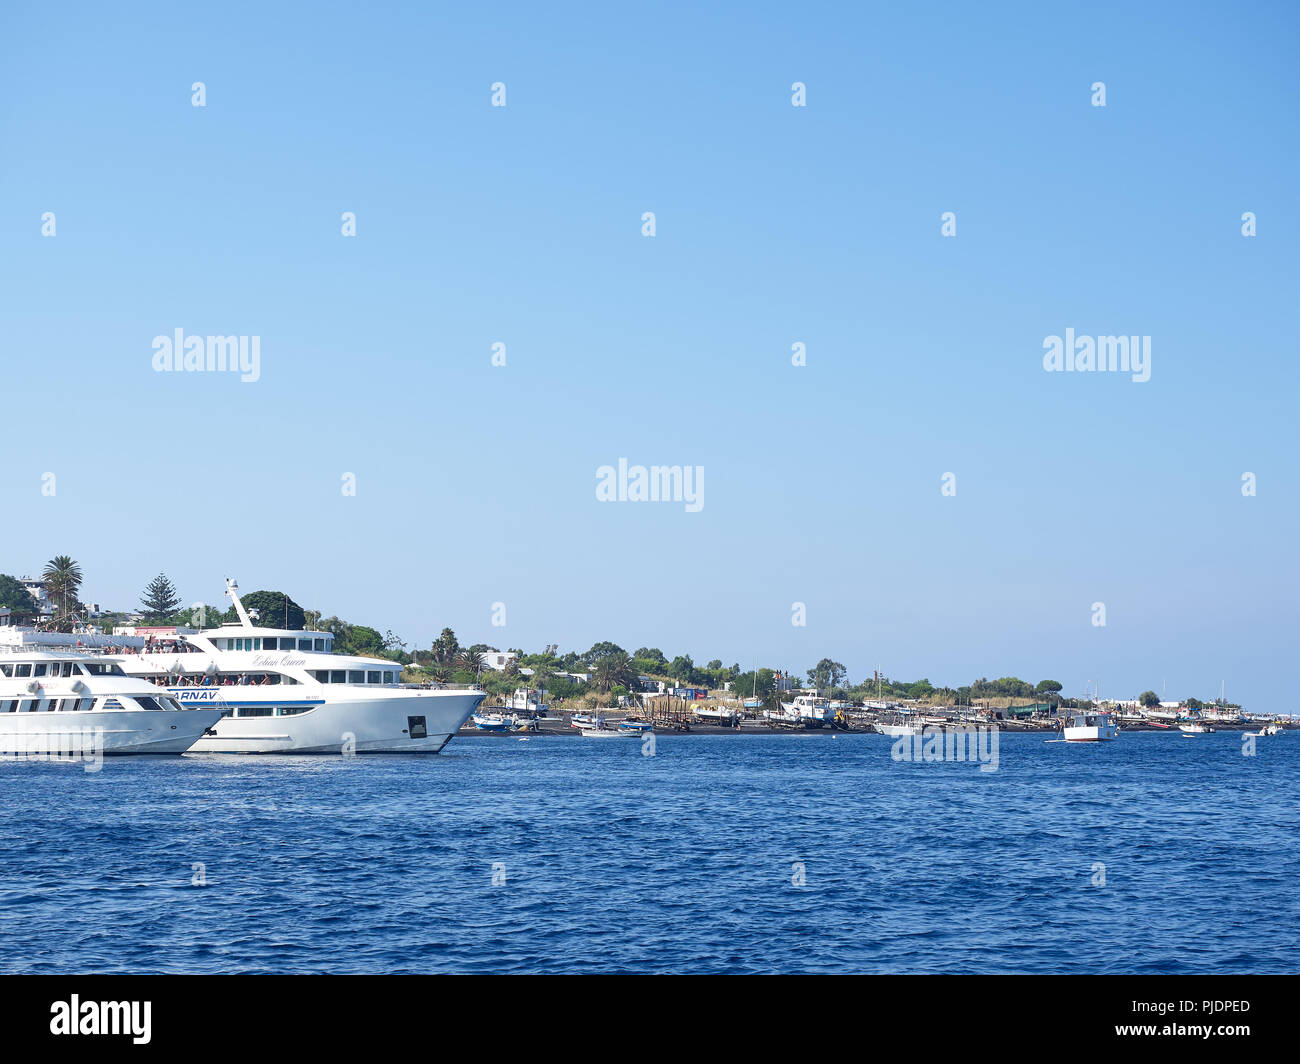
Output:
[1062, 710, 1118, 742]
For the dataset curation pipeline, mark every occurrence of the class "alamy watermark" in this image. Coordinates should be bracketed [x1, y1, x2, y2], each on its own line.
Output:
[152, 329, 261, 383]
[1042, 329, 1150, 383]
[890, 725, 999, 773]
[596, 459, 703, 512]
[1, 727, 104, 772]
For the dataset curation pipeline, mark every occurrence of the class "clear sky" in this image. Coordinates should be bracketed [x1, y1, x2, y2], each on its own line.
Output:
[2, 1, 1296, 706]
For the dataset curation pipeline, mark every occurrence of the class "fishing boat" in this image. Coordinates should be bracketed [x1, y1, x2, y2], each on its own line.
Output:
[1178, 722, 1213, 734]
[1062, 710, 1118, 742]
[503, 688, 548, 715]
[617, 717, 654, 734]
[767, 693, 835, 728]
[569, 712, 602, 729]
[694, 703, 740, 726]
[1258, 723, 1281, 736]
[579, 725, 622, 738]
[875, 721, 922, 737]
[471, 713, 512, 732]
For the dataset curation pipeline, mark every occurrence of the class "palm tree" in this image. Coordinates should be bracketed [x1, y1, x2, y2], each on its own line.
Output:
[42, 555, 83, 620]
[593, 651, 638, 693]
[455, 647, 482, 677]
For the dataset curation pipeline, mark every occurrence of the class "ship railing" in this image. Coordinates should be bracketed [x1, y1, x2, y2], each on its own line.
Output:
[396, 682, 484, 691]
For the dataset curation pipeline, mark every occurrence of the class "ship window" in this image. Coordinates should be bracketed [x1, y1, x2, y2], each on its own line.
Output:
[385, 671, 396, 684]
[236, 707, 274, 717]
[135, 696, 164, 712]
[34, 664, 47, 677]
[313, 670, 329, 682]
[348, 671, 364, 684]
[15, 664, 31, 677]
[367, 671, 381, 684]
[298, 639, 312, 651]
[331, 671, 345, 684]
[3, 700, 16, 712]
[278, 706, 309, 716]
[314, 639, 325, 651]
[0, 664, 11, 677]
[23, 699, 40, 712]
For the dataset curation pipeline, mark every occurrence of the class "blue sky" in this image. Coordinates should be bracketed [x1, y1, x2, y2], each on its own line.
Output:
[2, 1, 1296, 706]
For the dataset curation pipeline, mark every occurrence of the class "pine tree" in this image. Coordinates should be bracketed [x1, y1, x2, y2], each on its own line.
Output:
[140, 573, 181, 617]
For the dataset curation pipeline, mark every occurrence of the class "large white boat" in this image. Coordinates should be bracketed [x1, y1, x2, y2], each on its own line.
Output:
[1, 648, 222, 756]
[112, 580, 485, 754]
[1062, 710, 1118, 743]
[767, 694, 836, 728]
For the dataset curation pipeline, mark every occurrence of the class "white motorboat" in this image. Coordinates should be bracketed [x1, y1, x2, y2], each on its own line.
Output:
[767, 694, 836, 728]
[1062, 710, 1118, 742]
[1178, 722, 1213, 734]
[693, 704, 740, 726]
[0, 648, 222, 757]
[875, 721, 923, 737]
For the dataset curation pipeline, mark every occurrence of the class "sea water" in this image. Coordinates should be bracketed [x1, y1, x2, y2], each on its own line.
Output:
[0, 732, 1294, 973]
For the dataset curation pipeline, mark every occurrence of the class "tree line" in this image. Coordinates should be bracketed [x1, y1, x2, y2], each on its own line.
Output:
[1, 562, 1239, 708]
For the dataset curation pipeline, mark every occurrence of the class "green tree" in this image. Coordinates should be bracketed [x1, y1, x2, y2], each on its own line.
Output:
[584, 641, 627, 667]
[0, 573, 39, 619]
[432, 628, 460, 666]
[807, 658, 847, 690]
[237, 591, 305, 630]
[140, 573, 181, 617]
[1036, 680, 1063, 695]
[1139, 690, 1160, 708]
[633, 647, 668, 671]
[42, 555, 83, 620]
[343, 624, 385, 657]
[593, 651, 639, 693]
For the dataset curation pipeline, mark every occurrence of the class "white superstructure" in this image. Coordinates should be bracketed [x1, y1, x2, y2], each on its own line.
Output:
[1, 648, 222, 756]
[112, 580, 485, 754]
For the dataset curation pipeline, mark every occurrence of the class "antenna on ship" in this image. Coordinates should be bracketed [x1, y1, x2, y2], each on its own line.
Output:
[225, 578, 253, 627]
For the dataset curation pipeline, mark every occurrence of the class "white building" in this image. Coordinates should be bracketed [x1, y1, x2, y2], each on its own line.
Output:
[479, 650, 519, 671]
[18, 576, 55, 618]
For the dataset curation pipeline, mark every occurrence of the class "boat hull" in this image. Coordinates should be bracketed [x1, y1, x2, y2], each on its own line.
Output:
[0, 708, 224, 756]
[1062, 727, 1118, 742]
[176, 688, 485, 754]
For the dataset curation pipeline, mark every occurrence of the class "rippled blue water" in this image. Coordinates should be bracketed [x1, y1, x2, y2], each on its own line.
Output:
[1, 731, 1295, 973]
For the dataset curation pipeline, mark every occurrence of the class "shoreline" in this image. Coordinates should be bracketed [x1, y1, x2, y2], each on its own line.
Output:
[457, 718, 1288, 738]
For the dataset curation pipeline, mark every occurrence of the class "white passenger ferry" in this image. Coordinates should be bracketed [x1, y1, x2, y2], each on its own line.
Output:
[114, 580, 485, 754]
[1, 648, 222, 756]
